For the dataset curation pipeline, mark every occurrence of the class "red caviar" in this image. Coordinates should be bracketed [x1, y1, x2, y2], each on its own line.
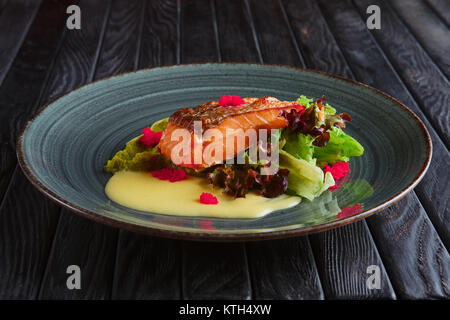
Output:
[199, 192, 218, 205]
[337, 203, 362, 219]
[140, 127, 162, 147]
[151, 168, 186, 182]
[219, 95, 245, 107]
[323, 161, 350, 190]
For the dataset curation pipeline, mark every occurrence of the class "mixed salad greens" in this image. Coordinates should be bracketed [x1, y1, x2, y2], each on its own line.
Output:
[105, 95, 364, 202]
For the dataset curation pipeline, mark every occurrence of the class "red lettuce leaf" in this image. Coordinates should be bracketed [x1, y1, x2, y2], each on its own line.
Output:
[207, 165, 289, 198]
[281, 96, 351, 147]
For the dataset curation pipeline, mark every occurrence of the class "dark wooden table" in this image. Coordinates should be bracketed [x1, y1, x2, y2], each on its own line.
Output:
[0, 0, 449, 300]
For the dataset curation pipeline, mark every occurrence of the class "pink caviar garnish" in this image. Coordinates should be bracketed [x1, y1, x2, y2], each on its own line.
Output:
[140, 127, 162, 147]
[199, 192, 218, 205]
[151, 168, 186, 182]
[337, 203, 362, 219]
[219, 95, 245, 107]
[323, 161, 350, 190]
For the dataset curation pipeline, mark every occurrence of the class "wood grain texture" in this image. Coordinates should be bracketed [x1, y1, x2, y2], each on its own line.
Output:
[111, 0, 183, 300]
[180, 0, 219, 63]
[0, 0, 71, 299]
[0, 0, 41, 87]
[214, 0, 260, 63]
[246, 238, 324, 299]
[425, 0, 450, 26]
[246, 0, 301, 66]
[281, 0, 395, 299]
[179, 0, 251, 300]
[34, 0, 120, 300]
[0, 0, 61, 203]
[182, 242, 251, 299]
[317, 0, 450, 298]
[352, 0, 450, 150]
[38, 210, 118, 299]
[113, 233, 181, 299]
[0, 171, 61, 299]
[139, 0, 179, 68]
[390, 0, 450, 79]
[309, 222, 395, 299]
[367, 194, 450, 299]
[281, 0, 352, 78]
[96, 0, 144, 78]
[42, 0, 111, 101]
[353, 0, 450, 249]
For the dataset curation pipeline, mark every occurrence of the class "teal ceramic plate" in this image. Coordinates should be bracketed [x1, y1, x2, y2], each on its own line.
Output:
[17, 64, 432, 241]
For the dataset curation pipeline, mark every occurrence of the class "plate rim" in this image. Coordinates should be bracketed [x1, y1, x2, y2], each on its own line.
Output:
[16, 63, 433, 241]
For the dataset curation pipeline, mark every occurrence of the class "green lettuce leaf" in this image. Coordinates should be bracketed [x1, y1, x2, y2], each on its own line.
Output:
[279, 149, 334, 201]
[282, 131, 316, 165]
[105, 118, 170, 173]
[313, 126, 364, 164]
[104, 136, 167, 173]
[297, 95, 336, 115]
[150, 117, 168, 132]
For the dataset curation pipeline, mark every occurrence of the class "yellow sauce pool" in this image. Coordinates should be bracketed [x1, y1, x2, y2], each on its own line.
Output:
[105, 171, 301, 218]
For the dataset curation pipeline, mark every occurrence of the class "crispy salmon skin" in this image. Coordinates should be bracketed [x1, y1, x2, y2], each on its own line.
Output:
[159, 96, 302, 168]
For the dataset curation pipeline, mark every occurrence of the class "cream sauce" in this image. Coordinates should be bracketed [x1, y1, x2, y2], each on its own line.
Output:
[105, 171, 300, 218]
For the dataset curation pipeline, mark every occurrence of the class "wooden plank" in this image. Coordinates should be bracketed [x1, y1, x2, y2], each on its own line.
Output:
[38, 211, 118, 299]
[214, 0, 260, 63]
[0, 0, 41, 87]
[354, 0, 450, 150]
[316, 0, 450, 298]
[182, 242, 251, 299]
[95, 0, 144, 79]
[35, 0, 120, 300]
[0, 171, 61, 299]
[0, 0, 67, 203]
[113, 234, 181, 299]
[309, 222, 396, 298]
[280, 0, 353, 78]
[246, 238, 324, 299]
[139, 0, 179, 68]
[0, 0, 71, 299]
[368, 195, 450, 299]
[390, 0, 450, 79]
[178, 0, 252, 300]
[353, 0, 450, 249]
[111, 0, 183, 300]
[41, 0, 111, 101]
[425, 0, 450, 26]
[280, 0, 395, 299]
[245, 0, 302, 66]
[180, 0, 219, 63]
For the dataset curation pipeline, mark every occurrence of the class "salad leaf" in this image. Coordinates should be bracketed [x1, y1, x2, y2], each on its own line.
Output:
[206, 165, 289, 198]
[282, 131, 316, 165]
[150, 117, 168, 132]
[279, 150, 334, 201]
[297, 95, 313, 108]
[105, 118, 170, 173]
[313, 127, 364, 164]
[104, 136, 167, 173]
[297, 95, 336, 114]
[281, 97, 351, 147]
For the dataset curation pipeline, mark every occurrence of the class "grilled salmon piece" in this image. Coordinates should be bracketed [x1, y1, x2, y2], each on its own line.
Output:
[159, 96, 302, 169]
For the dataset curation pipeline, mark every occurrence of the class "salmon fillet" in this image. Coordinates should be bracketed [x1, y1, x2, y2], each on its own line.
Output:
[159, 96, 302, 169]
